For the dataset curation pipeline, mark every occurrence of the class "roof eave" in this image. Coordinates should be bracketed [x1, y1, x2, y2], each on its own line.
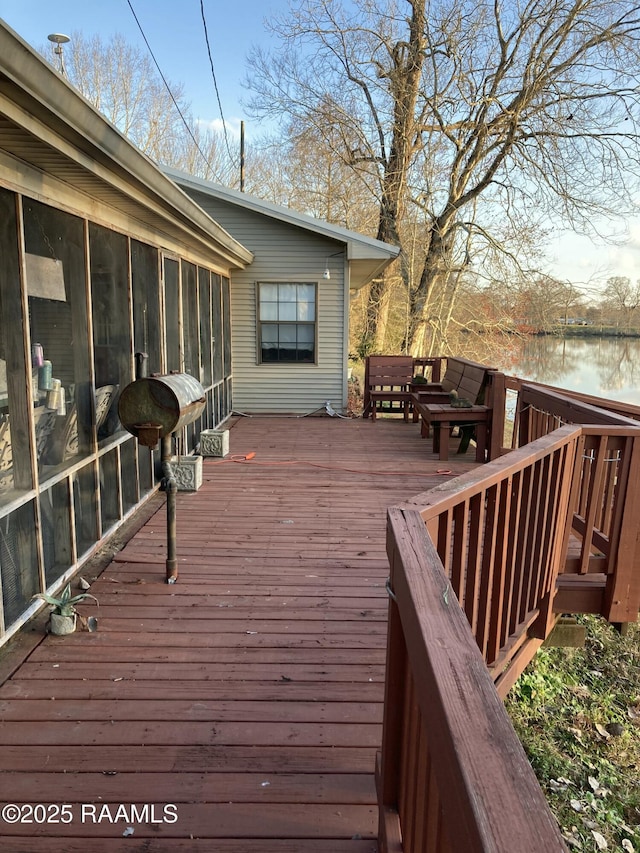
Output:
[164, 166, 400, 275]
[0, 22, 253, 269]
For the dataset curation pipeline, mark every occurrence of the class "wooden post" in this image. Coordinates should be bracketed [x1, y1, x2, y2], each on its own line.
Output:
[377, 517, 408, 852]
[603, 432, 640, 622]
[488, 370, 506, 461]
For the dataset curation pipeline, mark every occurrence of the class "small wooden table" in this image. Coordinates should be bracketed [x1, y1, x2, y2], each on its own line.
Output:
[412, 396, 490, 462]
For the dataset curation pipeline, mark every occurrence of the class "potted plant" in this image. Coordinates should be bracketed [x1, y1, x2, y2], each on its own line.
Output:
[33, 583, 98, 635]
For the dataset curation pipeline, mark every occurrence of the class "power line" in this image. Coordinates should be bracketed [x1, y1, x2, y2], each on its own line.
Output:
[125, 0, 212, 171]
[199, 0, 235, 165]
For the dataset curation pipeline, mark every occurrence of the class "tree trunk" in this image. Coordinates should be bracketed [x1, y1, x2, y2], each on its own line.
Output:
[364, 273, 392, 354]
[407, 218, 456, 354]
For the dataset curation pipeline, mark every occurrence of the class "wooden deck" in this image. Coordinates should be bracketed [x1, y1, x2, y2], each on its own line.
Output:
[0, 415, 480, 852]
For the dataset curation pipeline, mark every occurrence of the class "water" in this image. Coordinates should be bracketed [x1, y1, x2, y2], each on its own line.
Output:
[498, 336, 640, 407]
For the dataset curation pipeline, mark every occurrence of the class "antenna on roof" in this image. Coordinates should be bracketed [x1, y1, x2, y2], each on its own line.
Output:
[47, 33, 70, 76]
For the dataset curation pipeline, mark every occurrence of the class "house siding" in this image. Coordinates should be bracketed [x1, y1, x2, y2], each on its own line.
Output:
[184, 191, 348, 414]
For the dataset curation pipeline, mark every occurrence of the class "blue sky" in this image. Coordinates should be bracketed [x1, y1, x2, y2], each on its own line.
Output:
[0, 0, 281, 134]
[1, 0, 639, 289]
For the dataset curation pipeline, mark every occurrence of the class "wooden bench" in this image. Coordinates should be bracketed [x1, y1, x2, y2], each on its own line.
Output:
[363, 355, 415, 421]
[411, 357, 492, 406]
[412, 357, 496, 460]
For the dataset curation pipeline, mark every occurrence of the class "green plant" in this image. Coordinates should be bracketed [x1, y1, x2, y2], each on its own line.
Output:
[33, 583, 97, 617]
[506, 616, 640, 849]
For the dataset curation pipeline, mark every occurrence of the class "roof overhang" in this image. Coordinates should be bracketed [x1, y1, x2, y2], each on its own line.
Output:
[0, 21, 253, 270]
[164, 167, 399, 289]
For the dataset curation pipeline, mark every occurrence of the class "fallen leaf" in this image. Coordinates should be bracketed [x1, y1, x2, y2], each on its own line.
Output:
[591, 830, 607, 850]
[570, 799, 583, 812]
[594, 723, 611, 740]
[570, 684, 591, 698]
[588, 776, 600, 791]
[622, 840, 635, 853]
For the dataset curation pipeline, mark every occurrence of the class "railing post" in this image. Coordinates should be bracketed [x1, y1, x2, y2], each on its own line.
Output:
[603, 432, 640, 623]
[516, 384, 531, 447]
[527, 434, 579, 639]
[487, 370, 506, 461]
[378, 509, 408, 853]
[363, 356, 371, 418]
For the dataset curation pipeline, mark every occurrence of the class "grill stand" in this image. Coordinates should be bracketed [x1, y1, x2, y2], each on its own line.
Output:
[162, 434, 178, 583]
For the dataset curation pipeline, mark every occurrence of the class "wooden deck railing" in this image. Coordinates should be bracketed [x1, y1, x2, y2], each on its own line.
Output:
[378, 358, 640, 852]
[402, 425, 581, 695]
[487, 380, 640, 623]
[379, 485, 570, 852]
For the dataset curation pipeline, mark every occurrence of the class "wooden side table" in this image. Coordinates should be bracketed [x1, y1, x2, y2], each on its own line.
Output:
[412, 397, 490, 462]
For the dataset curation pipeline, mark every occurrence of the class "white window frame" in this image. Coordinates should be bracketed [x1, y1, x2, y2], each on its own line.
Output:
[256, 281, 318, 365]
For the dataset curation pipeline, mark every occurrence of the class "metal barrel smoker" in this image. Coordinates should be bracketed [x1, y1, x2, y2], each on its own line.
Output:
[118, 354, 206, 583]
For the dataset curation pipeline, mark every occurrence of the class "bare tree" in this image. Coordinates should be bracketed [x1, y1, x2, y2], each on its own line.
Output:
[246, 0, 640, 355]
[246, 122, 378, 232]
[43, 32, 237, 182]
[602, 275, 640, 330]
[246, 0, 429, 352]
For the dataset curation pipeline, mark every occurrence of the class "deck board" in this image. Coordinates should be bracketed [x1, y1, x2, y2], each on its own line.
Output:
[0, 416, 478, 849]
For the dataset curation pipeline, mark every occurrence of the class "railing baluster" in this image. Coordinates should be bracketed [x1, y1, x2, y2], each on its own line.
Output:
[512, 462, 534, 633]
[437, 510, 453, 578]
[519, 456, 544, 622]
[486, 477, 513, 665]
[412, 714, 429, 852]
[534, 446, 565, 604]
[476, 483, 499, 658]
[450, 500, 468, 600]
[577, 434, 608, 574]
[399, 663, 416, 838]
[424, 754, 440, 852]
[500, 469, 523, 649]
[464, 492, 485, 632]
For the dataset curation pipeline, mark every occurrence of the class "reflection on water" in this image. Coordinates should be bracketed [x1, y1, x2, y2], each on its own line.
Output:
[499, 336, 640, 406]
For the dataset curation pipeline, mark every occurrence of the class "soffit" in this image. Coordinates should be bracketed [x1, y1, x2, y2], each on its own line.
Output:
[0, 74, 252, 269]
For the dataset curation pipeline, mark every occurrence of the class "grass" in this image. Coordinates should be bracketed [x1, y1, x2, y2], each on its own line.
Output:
[506, 615, 640, 851]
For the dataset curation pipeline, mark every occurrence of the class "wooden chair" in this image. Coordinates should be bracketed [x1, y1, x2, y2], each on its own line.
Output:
[364, 356, 415, 421]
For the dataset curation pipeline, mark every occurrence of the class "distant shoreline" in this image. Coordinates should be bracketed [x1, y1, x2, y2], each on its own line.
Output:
[537, 326, 640, 339]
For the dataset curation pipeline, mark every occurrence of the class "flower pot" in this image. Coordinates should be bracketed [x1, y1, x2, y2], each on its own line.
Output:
[200, 429, 229, 458]
[170, 455, 203, 491]
[50, 612, 77, 635]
